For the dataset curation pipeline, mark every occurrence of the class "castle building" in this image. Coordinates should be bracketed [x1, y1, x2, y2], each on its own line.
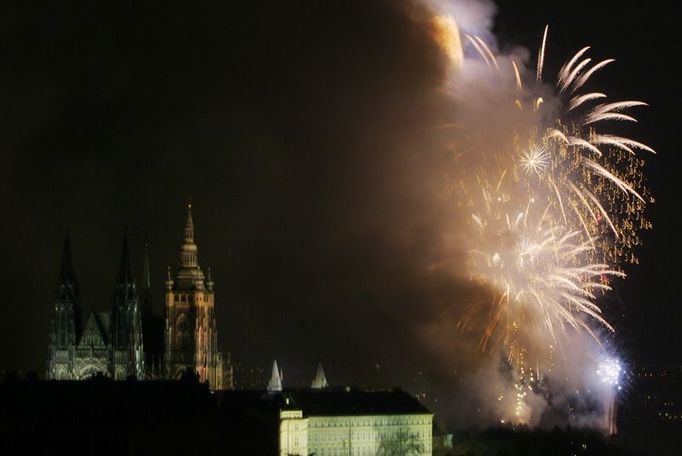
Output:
[262, 362, 432, 455]
[46, 204, 233, 390]
[278, 390, 433, 456]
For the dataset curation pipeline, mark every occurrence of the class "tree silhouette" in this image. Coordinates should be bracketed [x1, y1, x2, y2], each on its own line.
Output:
[377, 428, 425, 456]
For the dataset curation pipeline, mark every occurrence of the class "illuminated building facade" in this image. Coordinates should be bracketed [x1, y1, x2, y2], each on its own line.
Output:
[46, 204, 233, 390]
[164, 204, 231, 389]
[277, 389, 433, 456]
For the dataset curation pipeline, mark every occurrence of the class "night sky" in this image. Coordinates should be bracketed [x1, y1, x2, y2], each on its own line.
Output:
[0, 0, 679, 416]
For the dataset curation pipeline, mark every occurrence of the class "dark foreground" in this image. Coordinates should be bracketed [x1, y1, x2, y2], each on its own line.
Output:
[0, 374, 677, 455]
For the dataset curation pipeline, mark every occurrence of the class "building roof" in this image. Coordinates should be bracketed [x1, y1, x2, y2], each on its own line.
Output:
[267, 360, 282, 392]
[283, 388, 431, 417]
[219, 388, 431, 418]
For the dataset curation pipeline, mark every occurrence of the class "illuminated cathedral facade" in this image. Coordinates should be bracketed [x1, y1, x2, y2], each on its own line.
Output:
[46, 204, 233, 390]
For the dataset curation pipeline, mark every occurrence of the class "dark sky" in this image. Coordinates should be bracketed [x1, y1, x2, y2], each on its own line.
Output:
[0, 0, 679, 421]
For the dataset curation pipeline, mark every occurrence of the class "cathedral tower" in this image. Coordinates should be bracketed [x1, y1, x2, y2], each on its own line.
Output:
[46, 232, 81, 379]
[110, 231, 144, 379]
[165, 204, 228, 389]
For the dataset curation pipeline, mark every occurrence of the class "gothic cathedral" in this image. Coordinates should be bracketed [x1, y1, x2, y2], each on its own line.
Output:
[46, 204, 233, 390]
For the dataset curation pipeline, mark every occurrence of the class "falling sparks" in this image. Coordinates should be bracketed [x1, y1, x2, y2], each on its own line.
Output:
[597, 356, 622, 434]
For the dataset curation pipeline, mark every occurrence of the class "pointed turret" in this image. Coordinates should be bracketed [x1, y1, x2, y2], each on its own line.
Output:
[267, 360, 283, 392]
[311, 362, 329, 389]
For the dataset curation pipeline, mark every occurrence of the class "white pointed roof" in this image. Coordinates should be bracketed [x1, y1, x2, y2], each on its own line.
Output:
[311, 362, 328, 389]
[267, 360, 282, 392]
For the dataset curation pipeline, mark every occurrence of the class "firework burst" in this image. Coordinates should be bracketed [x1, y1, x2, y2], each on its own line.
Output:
[436, 19, 652, 424]
[596, 356, 623, 434]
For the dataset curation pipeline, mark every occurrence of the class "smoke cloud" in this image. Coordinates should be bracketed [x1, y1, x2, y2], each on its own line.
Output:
[424, 0, 498, 42]
[410, 0, 623, 430]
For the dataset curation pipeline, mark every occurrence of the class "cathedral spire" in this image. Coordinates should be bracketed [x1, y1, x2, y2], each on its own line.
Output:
[179, 203, 199, 269]
[57, 229, 79, 297]
[117, 229, 133, 284]
[185, 203, 195, 243]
